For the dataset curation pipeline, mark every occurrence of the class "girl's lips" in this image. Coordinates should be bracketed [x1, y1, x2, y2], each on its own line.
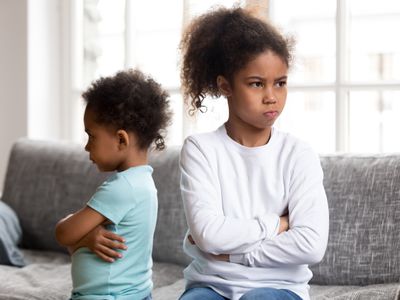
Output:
[263, 111, 278, 119]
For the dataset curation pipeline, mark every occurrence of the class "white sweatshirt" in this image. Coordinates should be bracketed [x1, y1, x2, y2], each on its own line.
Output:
[180, 125, 329, 300]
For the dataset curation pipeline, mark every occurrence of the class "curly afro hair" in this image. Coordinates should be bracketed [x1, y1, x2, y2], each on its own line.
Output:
[180, 6, 294, 113]
[82, 69, 172, 150]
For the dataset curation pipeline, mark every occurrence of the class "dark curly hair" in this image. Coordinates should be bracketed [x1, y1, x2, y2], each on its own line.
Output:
[180, 6, 294, 113]
[82, 69, 172, 150]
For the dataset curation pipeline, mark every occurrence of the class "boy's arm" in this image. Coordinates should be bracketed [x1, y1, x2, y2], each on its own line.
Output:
[67, 225, 127, 262]
[55, 206, 107, 246]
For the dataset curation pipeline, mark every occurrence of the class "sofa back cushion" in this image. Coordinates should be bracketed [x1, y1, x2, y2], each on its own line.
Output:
[149, 147, 191, 266]
[2, 139, 191, 266]
[310, 154, 400, 285]
[1, 139, 108, 252]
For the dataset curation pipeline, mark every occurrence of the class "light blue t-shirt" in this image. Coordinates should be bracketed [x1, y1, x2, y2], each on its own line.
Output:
[71, 165, 158, 300]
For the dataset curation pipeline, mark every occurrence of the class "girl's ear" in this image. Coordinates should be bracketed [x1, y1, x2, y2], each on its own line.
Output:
[116, 130, 130, 150]
[217, 75, 232, 97]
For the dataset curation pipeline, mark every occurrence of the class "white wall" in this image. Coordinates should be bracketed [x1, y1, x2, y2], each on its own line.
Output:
[28, 0, 62, 140]
[0, 0, 28, 192]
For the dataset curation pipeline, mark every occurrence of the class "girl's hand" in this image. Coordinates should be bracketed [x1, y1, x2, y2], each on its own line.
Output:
[71, 225, 127, 262]
[188, 234, 229, 262]
[279, 215, 289, 234]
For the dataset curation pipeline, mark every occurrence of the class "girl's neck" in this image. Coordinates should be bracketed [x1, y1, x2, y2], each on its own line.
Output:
[225, 120, 272, 148]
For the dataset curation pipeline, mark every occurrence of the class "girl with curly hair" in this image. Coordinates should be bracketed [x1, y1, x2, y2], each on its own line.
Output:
[179, 7, 329, 300]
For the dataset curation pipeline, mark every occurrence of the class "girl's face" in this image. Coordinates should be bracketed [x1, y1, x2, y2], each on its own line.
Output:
[83, 107, 124, 172]
[223, 50, 288, 132]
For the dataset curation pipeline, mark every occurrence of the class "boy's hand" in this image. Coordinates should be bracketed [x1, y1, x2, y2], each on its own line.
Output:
[71, 225, 127, 262]
[279, 215, 289, 234]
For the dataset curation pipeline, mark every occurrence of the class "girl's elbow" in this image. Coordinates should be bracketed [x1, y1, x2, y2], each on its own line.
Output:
[306, 241, 327, 265]
[192, 233, 223, 255]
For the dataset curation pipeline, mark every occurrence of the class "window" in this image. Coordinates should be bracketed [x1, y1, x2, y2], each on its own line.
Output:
[270, 0, 400, 153]
[67, 0, 400, 153]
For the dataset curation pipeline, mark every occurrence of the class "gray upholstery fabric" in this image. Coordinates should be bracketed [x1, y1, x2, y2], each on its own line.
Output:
[150, 147, 191, 267]
[0, 201, 25, 266]
[310, 284, 400, 300]
[1, 139, 190, 263]
[311, 155, 400, 286]
[0, 249, 185, 300]
[1, 139, 108, 252]
[2, 139, 400, 299]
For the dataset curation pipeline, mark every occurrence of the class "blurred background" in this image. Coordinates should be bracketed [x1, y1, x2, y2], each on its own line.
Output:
[1, 0, 400, 190]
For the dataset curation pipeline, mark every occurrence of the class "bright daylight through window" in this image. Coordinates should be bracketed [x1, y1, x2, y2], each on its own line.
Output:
[73, 0, 400, 153]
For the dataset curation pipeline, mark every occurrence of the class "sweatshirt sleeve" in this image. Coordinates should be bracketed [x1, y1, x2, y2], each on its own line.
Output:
[230, 147, 329, 267]
[180, 137, 281, 255]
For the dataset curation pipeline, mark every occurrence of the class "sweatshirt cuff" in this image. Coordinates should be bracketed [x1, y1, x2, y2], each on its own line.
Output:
[229, 253, 247, 265]
[257, 213, 280, 240]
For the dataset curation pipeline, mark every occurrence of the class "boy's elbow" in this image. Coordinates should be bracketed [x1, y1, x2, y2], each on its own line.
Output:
[55, 223, 74, 246]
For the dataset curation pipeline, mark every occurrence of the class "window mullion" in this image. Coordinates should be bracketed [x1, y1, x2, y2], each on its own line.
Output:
[336, 0, 349, 152]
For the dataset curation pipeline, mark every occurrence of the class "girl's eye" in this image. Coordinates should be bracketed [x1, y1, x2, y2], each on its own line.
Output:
[276, 81, 287, 87]
[250, 81, 264, 88]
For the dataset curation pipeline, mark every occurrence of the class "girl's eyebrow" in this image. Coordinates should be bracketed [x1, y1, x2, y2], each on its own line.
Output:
[245, 75, 288, 81]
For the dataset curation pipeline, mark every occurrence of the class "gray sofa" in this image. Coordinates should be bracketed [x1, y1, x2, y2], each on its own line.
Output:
[0, 138, 399, 300]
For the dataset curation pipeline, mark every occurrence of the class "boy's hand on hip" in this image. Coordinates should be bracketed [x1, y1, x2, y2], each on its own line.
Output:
[81, 225, 127, 262]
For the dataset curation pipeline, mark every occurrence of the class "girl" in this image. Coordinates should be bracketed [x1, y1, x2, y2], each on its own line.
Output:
[55, 69, 171, 300]
[179, 7, 329, 300]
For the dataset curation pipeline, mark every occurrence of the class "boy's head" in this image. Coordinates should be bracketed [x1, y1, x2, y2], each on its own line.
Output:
[82, 69, 171, 151]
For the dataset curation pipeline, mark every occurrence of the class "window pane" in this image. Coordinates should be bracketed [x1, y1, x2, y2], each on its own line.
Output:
[349, 1, 400, 81]
[83, 0, 125, 86]
[270, 0, 336, 83]
[167, 93, 183, 146]
[276, 91, 336, 153]
[349, 90, 400, 152]
[127, 1, 183, 88]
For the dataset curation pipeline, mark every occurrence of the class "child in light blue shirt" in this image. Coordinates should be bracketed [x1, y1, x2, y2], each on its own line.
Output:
[56, 69, 171, 300]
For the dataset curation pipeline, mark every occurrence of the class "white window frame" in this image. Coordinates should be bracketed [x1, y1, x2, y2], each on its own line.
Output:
[272, 0, 400, 152]
[62, 0, 400, 151]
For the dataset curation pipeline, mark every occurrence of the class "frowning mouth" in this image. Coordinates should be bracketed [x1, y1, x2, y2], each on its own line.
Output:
[263, 111, 278, 119]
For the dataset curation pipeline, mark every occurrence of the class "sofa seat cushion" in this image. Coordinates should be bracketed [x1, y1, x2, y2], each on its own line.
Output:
[0, 248, 185, 300]
[0, 249, 71, 300]
[310, 283, 400, 300]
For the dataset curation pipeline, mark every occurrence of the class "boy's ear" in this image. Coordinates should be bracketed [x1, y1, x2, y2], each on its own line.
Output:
[217, 75, 232, 97]
[116, 130, 130, 150]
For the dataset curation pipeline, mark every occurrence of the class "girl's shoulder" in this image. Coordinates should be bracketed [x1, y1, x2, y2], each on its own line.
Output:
[183, 126, 224, 149]
[273, 128, 317, 157]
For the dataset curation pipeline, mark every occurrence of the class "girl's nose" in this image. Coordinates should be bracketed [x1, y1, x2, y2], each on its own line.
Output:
[262, 88, 276, 104]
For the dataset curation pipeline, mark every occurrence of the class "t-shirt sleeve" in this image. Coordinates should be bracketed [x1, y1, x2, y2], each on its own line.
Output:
[87, 174, 136, 225]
